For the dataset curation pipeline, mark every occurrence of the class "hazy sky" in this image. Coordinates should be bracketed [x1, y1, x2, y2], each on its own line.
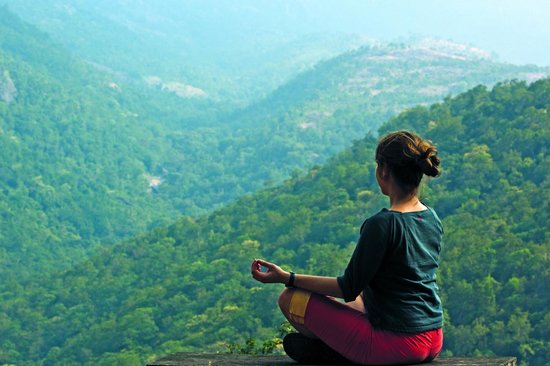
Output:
[282, 0, 550, 66]
[3, 0, 547, 66]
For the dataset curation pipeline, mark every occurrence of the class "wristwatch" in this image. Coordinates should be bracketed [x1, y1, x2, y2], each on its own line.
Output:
[286, 272, 295, 287]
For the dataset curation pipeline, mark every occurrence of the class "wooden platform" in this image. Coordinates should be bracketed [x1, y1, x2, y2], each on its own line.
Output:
[146, 353, 517, 366]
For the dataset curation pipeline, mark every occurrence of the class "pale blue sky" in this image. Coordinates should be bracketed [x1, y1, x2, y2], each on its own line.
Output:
[289, 0, 550, 66]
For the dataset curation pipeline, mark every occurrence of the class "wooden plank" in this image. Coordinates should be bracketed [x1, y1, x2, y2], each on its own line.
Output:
[146, 353, 517, 366]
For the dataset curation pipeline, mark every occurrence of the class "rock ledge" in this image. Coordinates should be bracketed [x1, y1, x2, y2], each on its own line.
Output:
[146, 353, 517, 366]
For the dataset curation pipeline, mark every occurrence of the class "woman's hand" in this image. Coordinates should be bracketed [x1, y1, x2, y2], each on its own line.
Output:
[251, 259, 344, 298]
[251, 258, 289, 285]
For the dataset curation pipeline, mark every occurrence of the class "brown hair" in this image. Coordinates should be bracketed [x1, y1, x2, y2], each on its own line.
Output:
[375, 131, 441, 192]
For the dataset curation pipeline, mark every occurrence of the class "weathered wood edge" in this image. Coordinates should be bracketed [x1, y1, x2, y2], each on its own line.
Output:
[146, 353, 292, 366]
[146, 353, 517, 366]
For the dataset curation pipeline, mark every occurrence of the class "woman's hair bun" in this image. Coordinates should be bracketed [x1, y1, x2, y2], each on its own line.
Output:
[416, 146, 441, 177]
[376, 130, 441, 190]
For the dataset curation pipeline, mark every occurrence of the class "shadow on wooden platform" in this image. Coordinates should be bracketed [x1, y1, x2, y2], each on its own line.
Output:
[146, 353, 517, 366]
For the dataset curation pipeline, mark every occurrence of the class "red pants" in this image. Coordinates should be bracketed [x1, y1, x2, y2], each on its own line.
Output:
[288, 290, 443, 365]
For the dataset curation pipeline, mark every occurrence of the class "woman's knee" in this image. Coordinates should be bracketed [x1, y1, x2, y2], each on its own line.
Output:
[278, 287, 295, 312]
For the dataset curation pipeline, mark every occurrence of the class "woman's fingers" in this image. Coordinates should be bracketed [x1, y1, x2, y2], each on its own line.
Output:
[251, 258, 284, 284]
[251, 259, 260, 272]
[257, 259, 276, 269]
[252, 258, 273, 271]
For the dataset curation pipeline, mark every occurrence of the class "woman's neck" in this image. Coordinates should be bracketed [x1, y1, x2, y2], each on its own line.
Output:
[388, 191, 426, 213]
[378, 170, 426, 212]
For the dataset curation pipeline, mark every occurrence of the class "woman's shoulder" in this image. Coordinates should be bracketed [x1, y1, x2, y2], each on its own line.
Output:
[364, 208, 395, 222]
[359, 209, 395, 233]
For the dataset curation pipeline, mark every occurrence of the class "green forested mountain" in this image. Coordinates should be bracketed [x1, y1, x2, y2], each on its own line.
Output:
[0, 7, 210, 274]
[3, 3, 548, 280]
[1, 79, 547, 365]
[153, 40, 549, 217]
[0, 0, 371, 106]
[1, 6, 549, 365]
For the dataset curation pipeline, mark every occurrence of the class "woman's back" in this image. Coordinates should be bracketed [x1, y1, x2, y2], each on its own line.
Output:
[362, 207, 443, 333]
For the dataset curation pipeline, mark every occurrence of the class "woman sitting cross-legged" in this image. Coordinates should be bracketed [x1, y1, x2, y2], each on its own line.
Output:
[251, 131, 444, 365]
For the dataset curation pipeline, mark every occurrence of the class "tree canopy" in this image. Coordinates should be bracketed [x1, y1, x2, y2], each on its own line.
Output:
[1, 78, 548, 365]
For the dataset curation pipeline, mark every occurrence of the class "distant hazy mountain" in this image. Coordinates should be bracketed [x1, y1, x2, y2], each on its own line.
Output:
[187, 39, 548, 205]
[0, 0, 371, 106]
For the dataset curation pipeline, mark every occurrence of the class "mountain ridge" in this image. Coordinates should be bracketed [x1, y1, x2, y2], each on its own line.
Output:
[1, 78, 547, 365]
[1, 4, 548, 278]
[0, 7, 548, 364]
[0, 0, 371, 106]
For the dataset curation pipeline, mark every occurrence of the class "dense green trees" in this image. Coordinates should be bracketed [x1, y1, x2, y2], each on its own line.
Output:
[1, 6, 549, 365]
[0, 79, 548, 365]
[3, 4, 547, 284]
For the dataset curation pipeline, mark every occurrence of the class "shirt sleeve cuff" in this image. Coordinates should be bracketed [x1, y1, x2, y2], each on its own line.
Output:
[337, 275, 355, 302]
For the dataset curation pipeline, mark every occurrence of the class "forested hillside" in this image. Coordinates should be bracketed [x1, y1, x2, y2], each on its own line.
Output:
[1, 79, 547, 365]
[0, 0, 370, 106]
[3, 4, 548, 281]
[151, 40, 549, 217]
[0, 7, 183, 274]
